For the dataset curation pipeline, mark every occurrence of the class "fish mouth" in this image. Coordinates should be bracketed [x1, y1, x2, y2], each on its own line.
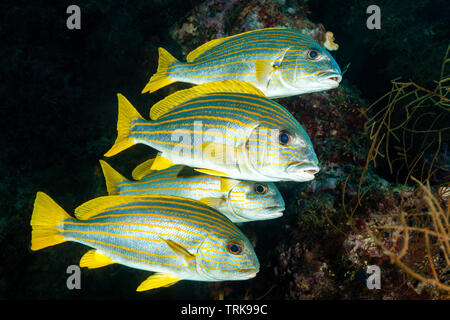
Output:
[264, 206, 285, 218]
[319, 74, 342, 87]
[239, 267, 259, 279]
[287, 162, 320, 181]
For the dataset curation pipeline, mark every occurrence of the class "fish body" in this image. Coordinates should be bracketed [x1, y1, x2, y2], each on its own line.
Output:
[142, 28, 342, 98]
[99, 160, 285, 223]
[30, 192, 259, 291]
[105, 81, 320, 182]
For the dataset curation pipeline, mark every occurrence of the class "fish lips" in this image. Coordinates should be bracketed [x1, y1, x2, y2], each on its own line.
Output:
[264, 206, 285, 219]
[239, 267, 260, 279]
[287, 162, 320, 181]
[319, 73, 342, 88]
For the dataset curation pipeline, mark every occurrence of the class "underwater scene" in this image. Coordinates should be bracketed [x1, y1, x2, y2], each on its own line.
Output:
[1, 0, 449, 302]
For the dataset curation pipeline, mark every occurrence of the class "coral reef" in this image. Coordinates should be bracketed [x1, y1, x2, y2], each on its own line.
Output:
[1, 0, 448, 300]
[170, 0, 336, 58]
[167, 0, 449, 300]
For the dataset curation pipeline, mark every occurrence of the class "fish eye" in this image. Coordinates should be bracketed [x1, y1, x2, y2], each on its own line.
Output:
[279, 130, 293, 146]
[254, 184, 267, 195]
[307, 49, 320, 60]
[227, 241, 243, 255]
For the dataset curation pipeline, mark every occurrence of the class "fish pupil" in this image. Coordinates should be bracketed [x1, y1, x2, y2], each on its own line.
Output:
[255, 184, 267, 194]
[279, 131, 291, 145]
[228, 242, 243, 255]
[308, 49, 319, 59]
[231, 244, 240, 253]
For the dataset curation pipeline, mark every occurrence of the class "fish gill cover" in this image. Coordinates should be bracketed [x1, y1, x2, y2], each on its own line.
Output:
[0, 0, 449, 300]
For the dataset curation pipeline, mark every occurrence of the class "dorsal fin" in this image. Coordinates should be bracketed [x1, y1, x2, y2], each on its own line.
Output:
[186, 27, 287, 62]
[187, 38, 226, 63]
[132, 157, 184, 181]
[74, 195, 143, 220]
[150, 80, 265, 120]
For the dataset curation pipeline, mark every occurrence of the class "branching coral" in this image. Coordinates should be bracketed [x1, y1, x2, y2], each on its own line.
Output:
[362, 45, 450, 185]
[341, 46, 450, 296]
[368, 177, 449, 293]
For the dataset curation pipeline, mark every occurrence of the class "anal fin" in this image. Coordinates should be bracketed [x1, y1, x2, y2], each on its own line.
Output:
[136, 273, 180, 292]
[79, 250, 115, 269]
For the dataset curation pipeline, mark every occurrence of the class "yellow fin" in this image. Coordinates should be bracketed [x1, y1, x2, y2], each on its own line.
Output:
[255, 60, 274, 88]
[30, 192, 72, 251]
[104, 94, 143, 158]
[131, 157, 156, 180]
[149, 80, 265, 120]
[74, 195, 143, 220]
[220, 177, 239, 192]
[186, 27, 286, 62]
[186, 38, 227, 62]
[149, 153, 176, 171]
[136, 273, 180, 292]
[198, 197, 224, 209]
[79, 250, 115, 269]
[194, 168, 230, 177]
[160, 238, 195, 262]
[201, 141, 237, 164]
[99, 160, 128, 195]
[142, 47, 178, 94]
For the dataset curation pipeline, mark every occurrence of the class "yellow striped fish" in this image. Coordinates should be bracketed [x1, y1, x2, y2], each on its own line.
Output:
[99, 160, 285, 223]
[142, 27, 342, 98]
[105, 80, 320, 182]
[30, 192, 259, 291]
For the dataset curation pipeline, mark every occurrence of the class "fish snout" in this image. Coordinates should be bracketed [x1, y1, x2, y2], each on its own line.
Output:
[264, 205, 285, 218]
[326, 75, 342, 83]
[287, 162, 320, 181]
[320, 74, 342, 87]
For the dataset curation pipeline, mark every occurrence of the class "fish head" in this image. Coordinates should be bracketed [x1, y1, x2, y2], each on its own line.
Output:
[279, 41, 342, 94]
[226, 181, 285, 222]
[246, 124, 319, 182]
[197, 233, 260, 281]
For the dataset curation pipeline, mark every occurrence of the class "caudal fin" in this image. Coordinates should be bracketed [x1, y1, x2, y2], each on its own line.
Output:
[104, 94, 144, 157]
[141, 48, 178, 94]
[99, 160, 128, 195]
[30, 192, 72, 251]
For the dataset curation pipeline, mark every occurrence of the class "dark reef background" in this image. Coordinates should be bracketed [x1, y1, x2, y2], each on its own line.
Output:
[0, 0, 448, 299]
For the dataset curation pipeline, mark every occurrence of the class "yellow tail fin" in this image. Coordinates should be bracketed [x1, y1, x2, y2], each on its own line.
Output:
[99, 160, 128, 195]
[30, 192, 72, 251]
[141, 48, 178, 94]
[104, 94, 144, 157]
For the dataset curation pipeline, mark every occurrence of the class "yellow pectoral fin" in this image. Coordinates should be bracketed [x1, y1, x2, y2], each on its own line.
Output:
[198, 197, 225, 209]
[220, 177, 239, 192]
[160, 238, 195, 263]
[79, 250, 115, 269]
[255, 60, 274, 88]
[201, 141, 241, 165]
[136, 273, 180, 292]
